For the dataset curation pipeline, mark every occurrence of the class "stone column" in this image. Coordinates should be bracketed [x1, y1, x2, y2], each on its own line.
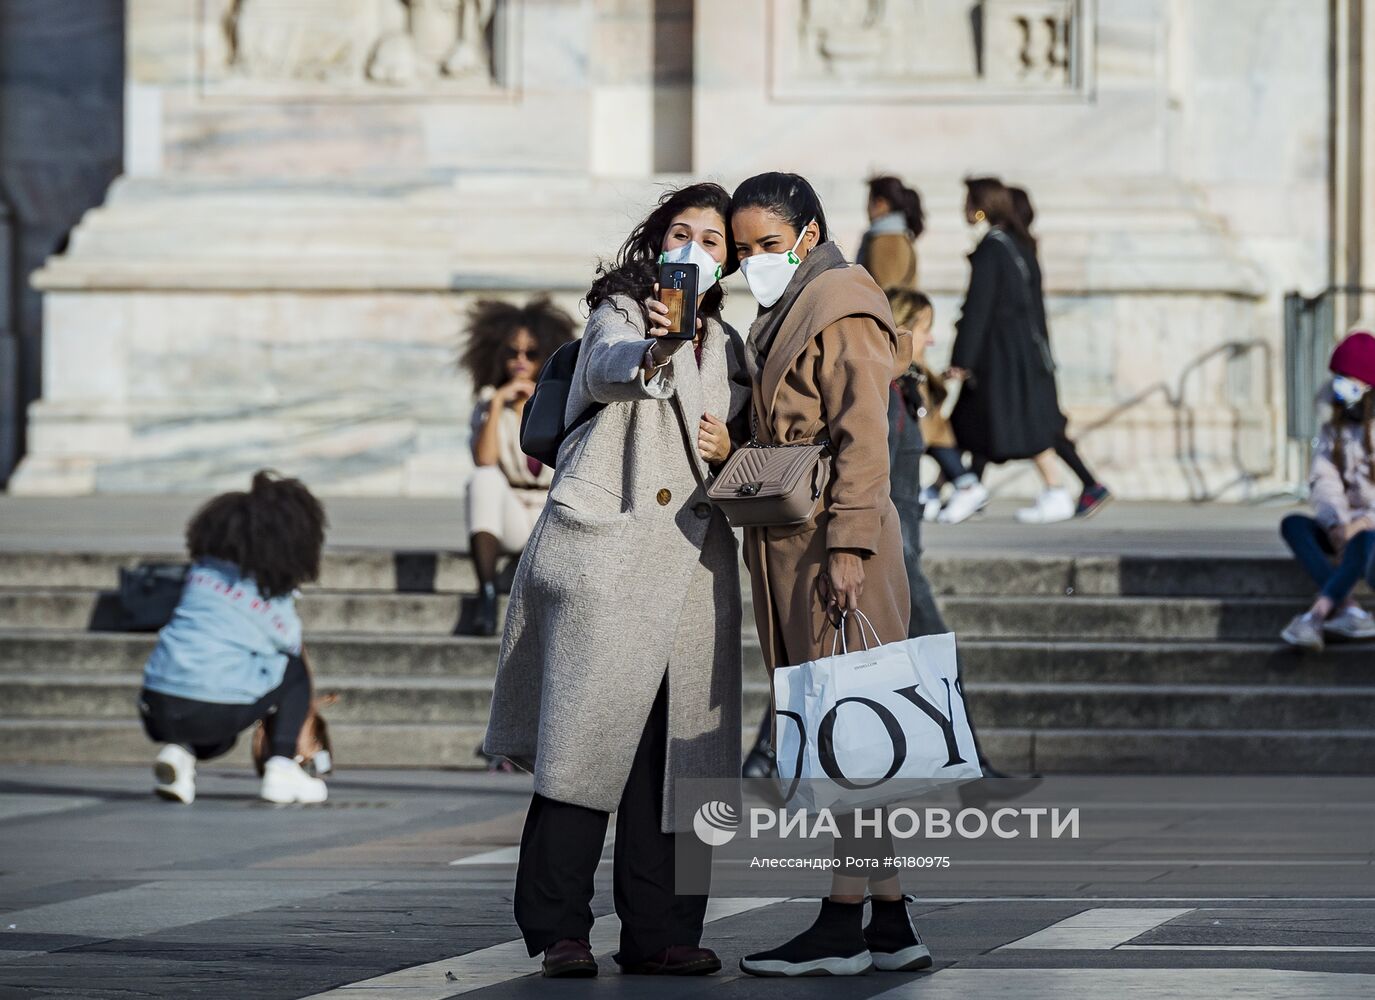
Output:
[590, 0, 655, 177]
[1333, 0, 1370, 326]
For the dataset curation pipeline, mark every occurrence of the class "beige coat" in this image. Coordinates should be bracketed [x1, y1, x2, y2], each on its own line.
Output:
[858, 232, 917, 291]
[744, 263, 913, 671]
[483, 296, 751, 831]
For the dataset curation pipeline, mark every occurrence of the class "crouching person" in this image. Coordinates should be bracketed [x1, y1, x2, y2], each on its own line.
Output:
[138, 471, 329, 805]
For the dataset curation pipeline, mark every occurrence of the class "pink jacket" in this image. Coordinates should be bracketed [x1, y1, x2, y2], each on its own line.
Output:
[1309, 421, 1375, 529]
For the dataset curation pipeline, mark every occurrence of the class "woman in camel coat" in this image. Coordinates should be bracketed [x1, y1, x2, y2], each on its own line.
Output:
[731, 173, 930, 980]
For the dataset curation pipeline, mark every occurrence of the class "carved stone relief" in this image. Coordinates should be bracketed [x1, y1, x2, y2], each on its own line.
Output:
[205, 0, 506, 95]
[775, 0, 1088, 99]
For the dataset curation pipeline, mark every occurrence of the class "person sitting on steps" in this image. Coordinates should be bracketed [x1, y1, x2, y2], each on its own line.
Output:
[1280, 330, 1375, 651]
[456, 297, 576, 637]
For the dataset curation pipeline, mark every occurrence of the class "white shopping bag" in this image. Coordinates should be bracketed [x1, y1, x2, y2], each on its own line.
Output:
[773, 612, 982, 812]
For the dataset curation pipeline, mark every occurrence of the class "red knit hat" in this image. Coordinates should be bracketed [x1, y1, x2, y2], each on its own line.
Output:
[1330, 330, 1375, 386]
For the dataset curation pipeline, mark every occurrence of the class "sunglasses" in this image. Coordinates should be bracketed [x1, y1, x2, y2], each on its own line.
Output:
[504, 347, 542, 361]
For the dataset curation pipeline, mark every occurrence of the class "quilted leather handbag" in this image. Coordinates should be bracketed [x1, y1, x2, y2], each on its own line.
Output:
[706, 438, 831, 528]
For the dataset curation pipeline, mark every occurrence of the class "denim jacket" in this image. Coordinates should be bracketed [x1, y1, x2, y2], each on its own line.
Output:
[142, 558, 303, 705]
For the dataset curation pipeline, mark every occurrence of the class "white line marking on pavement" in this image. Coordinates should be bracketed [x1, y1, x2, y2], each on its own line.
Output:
[902, 902, 1375, 907]
[1117, 945, 1375, 953]
[447, 846, 519, 867]
[871, 968, 1375, 999]
[297, 896, 786, 999]
[0, 879, 373, 939]
[998, 908, 1194, 950]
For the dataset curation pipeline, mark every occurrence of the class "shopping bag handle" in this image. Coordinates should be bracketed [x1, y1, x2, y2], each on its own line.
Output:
[828, 609, 882, 656]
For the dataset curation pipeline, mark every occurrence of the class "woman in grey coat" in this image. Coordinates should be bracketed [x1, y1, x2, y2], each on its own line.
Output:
[483, 183, 750, 979]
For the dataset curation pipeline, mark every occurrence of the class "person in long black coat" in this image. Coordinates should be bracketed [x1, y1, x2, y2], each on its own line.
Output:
[948, 178, 1109, 523]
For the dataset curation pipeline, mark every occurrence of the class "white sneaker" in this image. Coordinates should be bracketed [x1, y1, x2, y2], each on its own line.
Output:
[260, 756, 329, 804]
[1323, 606, 1375, 639]
[918, 487, 943, 522]
[153, 744, 196, 804]
[1015, 488, 1075, 524]
[938, 483, 990, 524]
[1281, 613, 1325, 651]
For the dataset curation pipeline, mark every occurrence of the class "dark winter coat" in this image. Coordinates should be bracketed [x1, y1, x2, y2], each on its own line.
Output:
[949, 227, 1064, 462]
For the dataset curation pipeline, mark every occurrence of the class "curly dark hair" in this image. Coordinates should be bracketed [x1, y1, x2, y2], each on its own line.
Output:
[585, 182, 735, 322]
[458, 296, 576, 390]
[185, 470, 327, 599]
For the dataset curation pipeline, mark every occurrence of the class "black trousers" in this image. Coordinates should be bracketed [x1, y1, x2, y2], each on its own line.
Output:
[139, 654, 311, 761]
[514, 678, 710, 965]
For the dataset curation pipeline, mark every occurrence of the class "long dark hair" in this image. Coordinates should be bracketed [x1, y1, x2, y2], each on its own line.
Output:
[730, 171, 831, 244]
[965, 176, 1035, 250]
[186, 470, 327, 599]
[868, 175, 924, 239]
[585, 182, 734, 320]
[458, 296, 576, 390]
[1331, 394, 1375, 484]
[1008, 185, 1036, 234]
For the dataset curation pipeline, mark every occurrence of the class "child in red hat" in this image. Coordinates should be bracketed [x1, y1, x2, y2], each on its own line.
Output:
[1280, 330, 1375, 650]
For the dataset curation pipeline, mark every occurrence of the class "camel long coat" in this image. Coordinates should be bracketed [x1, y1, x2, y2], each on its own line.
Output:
[483, 295, 750, 831]
[744, 264, 913, 672]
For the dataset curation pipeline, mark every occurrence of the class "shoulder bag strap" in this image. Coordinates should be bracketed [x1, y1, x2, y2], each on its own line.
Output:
[986, 228, 1057, 374]
[670, 391, 711, 494]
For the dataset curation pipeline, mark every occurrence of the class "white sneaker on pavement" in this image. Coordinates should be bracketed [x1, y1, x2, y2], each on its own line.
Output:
[153, 744, 196, 804]
[1281, 613, 1325, 651]
[938, 483, 990, 524]
[260, 756, 329, 804]
[918, 487, 943, 522]
[1323, 605, 1375, 639]
[1015, 488, 1075, 524]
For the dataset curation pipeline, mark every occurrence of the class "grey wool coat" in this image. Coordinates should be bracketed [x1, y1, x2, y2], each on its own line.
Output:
[483, 294, 751, 832]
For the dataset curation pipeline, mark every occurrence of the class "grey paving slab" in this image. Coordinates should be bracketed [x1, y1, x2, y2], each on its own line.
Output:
[3, 767, 1375, 999]
[0, 495, 1300, 557]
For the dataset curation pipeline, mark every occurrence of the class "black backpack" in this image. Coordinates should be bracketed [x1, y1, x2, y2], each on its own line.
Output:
[518, 340, 604, 467]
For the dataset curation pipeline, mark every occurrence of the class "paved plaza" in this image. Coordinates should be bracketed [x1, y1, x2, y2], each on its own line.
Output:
[3, 765, 1375, 999]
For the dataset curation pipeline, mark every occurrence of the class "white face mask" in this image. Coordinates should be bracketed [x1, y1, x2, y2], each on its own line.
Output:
[659, 240, 723, 295]
[1333, 375, 1369, 407]
[739, 224, 812, 308]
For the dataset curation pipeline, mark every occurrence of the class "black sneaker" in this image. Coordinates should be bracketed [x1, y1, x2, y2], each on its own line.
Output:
[1075, 484, 1112, 519]
[740, 899, 873, 977]
[865, 897, 933, 971]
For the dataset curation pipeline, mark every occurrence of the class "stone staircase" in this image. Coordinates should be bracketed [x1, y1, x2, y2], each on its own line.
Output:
[1, 548, 1372, 773]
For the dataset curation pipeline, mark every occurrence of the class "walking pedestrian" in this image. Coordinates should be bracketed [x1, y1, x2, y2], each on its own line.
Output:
[482, 183, 751, 979]
[456, 297, 575, 637]
[948, 177, 1109, 524]
[728, 171, 932, 978]
[138, 471, 329, 806]
[1280, 330, 1375, 651]
[887, 289, 988, 524]
[1008, 184, 1111, 519]
[856, 175, 923, 291]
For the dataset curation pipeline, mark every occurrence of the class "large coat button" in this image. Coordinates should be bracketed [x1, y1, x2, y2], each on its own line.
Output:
[693, 502, 711, 519]
[656, 488, 672, 506]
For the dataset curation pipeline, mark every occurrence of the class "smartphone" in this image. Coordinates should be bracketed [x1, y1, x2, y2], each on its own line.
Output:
[656, 260, 699, 341]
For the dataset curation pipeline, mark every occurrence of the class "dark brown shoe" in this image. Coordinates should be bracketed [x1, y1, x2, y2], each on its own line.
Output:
[541, 938, 597, 978]
[620, 945, 722, 976]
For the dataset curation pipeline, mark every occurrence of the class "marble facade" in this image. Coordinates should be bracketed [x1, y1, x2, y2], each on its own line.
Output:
[10, 0, 1340, 498]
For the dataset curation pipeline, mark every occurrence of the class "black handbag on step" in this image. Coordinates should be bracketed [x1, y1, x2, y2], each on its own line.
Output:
[117, 563, 189, 631]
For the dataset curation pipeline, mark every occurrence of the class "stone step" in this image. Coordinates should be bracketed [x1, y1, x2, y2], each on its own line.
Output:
[7, 674, 1375, 734]
[0, 588, 1326, 642]
[3, 629, 1372, 685]
[2, 717, 1373, 774]
[0, 549, 1327, 598]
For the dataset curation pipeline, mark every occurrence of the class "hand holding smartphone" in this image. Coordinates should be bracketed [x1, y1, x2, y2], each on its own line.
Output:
[655, 260, 699, 341]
